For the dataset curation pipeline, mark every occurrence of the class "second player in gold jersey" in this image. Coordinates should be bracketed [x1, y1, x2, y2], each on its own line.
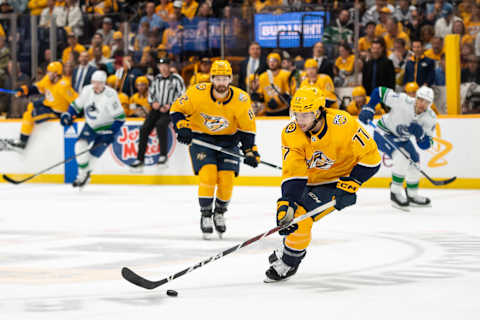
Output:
[264, 87, 381, 282]
[170, 60, 260, 239]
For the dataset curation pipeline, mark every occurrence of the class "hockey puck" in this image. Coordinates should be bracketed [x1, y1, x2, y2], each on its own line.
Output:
[166, 289, 178, 297]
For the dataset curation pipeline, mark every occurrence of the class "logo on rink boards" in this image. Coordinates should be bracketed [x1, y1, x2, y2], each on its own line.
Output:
[111, 124, 176, 166]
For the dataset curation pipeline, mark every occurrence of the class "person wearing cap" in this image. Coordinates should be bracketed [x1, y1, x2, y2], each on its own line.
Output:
[72, 51, 97, 93]
[130, 57, 185, 168]
[96, 17, 115, 47]
[88, 32, 112, 60]
[257, 52, 292, 116]
[358, 85, 437, 210]
[189, 57, 212, 87]
[404, 39, 435, 87]
[107, 74, 131, 116]
[62, 31, 86, 64]
[426, 0, 454, 24]
[111, 31, 124, 54]
[434, 4, 462, 38]
[362, 0, 395, 25]
[170, 59, 260, 239]
[346, 86, 384, 116]
[375, 6, 398, 37]
[129, 76, 150, 117]
[140, 1, 167, 32]
[299, 58, 338, 108]
[4, 61, 78, 150]
[59, 70, 125, 188]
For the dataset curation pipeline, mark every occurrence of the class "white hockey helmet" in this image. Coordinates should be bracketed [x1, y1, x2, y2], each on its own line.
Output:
[416, 86, 434, 105]
[91, 70, 107, 83]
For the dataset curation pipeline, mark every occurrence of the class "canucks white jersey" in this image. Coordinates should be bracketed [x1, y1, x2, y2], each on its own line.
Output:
[377, 87, 436, 140]
[71, 85, 125, 131]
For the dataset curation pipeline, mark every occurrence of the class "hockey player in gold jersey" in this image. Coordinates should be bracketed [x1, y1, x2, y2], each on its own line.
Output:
[5, 61, 78, 150]
[264, 87, 381, 282]
[170, 60, 260, 239]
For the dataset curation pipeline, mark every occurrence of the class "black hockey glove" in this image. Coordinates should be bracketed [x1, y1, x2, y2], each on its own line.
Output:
[243, 145, 260, 168]
[334, 177, 360, 210]
[176, 120, 192, 145]
[60, 112, 73, 126]
[277, 197, 298, 236]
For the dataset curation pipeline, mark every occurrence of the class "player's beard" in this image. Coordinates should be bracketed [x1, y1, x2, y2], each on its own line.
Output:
[214, 84, 228, 94]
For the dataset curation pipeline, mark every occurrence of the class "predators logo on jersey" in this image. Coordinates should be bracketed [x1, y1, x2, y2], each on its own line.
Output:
[307, 151, 335, 170]
[200, 113, 230, 132]
[333, 114, 347, 125]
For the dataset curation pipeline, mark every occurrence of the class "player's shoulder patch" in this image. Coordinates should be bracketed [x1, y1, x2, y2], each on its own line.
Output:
[285, 122, 297, 133]
[238, 92, 249, 102]
[195, 83, 208, 90]
[332, 113, 348, 126]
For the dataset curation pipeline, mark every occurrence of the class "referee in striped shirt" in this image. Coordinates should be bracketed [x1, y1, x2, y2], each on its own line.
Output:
[131, 58, 185, 167]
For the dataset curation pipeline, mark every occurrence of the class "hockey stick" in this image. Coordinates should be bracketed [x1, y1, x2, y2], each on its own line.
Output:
[191, 138, 282, 170]
[0, 88, 18, 95]
[121, 199, 336, 290]
[368, 121, 456, 186]
[2, 143, 105, 185]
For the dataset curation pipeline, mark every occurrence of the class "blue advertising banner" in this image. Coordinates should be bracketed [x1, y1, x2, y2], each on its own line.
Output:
[64, 123, 79, 183]
[254, 11, 329, 48]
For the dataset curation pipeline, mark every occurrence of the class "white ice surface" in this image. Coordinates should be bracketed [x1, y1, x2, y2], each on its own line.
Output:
[0, 184, 479, 320]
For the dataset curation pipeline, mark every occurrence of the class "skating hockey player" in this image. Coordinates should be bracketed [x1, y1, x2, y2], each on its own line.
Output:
[358, 85, 437, 210]
[60, 70, 125, 188]
[3, 61, 77, 151]
[265, 87, 380, 282]
[170, 60, 260, 239]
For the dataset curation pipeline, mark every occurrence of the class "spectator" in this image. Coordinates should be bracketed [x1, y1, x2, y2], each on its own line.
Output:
[257, 52, 292, 116]
[140, 30, 160, 65]
[58, 0, 83, 38]
[63, 60, 75, 82]
[134, 21, 151, 53]
[404, 40, 435, 86]
[140, 1, 167, 32]
[420, 24, 435, 50]
[129, 76, 151, 118]
[362, 0, 395, 25]
[181, 0, 199, 20]
[73, 51, 96, 93]
[156, 0, 174, 21]
[62, 32, 86, 64]
[172, 0, 187, 21]
[88, 32, 111, 59]
[404, 81, 440, 114]
[406, 8, 428, 42]
[424, 36, 444, 66]
[466, 3, 480, 38]
[426, 0, 453, 24]
[459, 0, 473, 22]
[362, 38, 395, 95]
[323, 9, 354, 50]
[389, 38, 413, 90]
[311, 41, 334, 78]
[96, 17, 115, 47]
[116, 54, 143, 96]
[239, 42, 267, 91]
[161, 13, 184, 55]
[106, 74, 131, 116]
[435, 54, 446, 86]
[28, 0, 47, 15]
[300, 59, 337, 108]
[197, 2, 212, 18]
[383, 17, 410, 53]
[346, 86, 384, 115]
[394, 0, 415, 27]
[189, 56, 211, 87]
[359, 21, 376, 59]
[461, 55, 480, 83]
[454, 21, 473, 48]
[39, 0, 64, 28]
[434, 5, 462, 38]
[375, 6, 397, 37]
[334, 43, 355, 86]
[461, 43, 475, 68]
[89, 45, 113, 73]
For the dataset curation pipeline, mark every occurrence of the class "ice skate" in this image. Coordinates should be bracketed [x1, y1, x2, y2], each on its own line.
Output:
[264, 250, 298, 283]
[391, 191, 410, 212]
[406, 188, 431, 207]
[213, 211, 226, 238]
[200, 210, 214, 240]
[72, 170, 91, 189]
[4, 139, 26, 152]
[157, 155, 168, 165]
[129, 159, 144, 173]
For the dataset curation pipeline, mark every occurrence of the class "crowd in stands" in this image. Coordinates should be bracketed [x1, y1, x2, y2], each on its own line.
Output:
[0, 0, 479, 118]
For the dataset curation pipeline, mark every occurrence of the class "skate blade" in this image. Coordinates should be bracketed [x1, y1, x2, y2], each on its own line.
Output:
[264, 277, 290, 284]
[391, 203, 410, 212]
[202, 232, 213, 240]
[409, 202, 432, 208]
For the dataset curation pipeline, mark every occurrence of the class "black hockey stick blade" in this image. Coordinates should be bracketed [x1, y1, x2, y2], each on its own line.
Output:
[122, 267, 166, 290]
[424, 173, 457, 186]
[2, 174, 25, 184]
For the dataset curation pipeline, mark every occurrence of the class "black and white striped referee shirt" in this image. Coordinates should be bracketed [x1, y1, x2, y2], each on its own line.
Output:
[148, 72, 185, 106]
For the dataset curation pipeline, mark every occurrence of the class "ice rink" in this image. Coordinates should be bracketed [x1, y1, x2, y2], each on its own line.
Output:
[0, 183, 479, 320]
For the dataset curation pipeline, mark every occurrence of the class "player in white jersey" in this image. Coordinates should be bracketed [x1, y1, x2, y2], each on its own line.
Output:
[60, 71, 126, 188]
[359, 86, 437, 211]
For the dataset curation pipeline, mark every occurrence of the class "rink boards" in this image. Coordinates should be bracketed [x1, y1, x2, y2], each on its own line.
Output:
[0, 116, 479, 188]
